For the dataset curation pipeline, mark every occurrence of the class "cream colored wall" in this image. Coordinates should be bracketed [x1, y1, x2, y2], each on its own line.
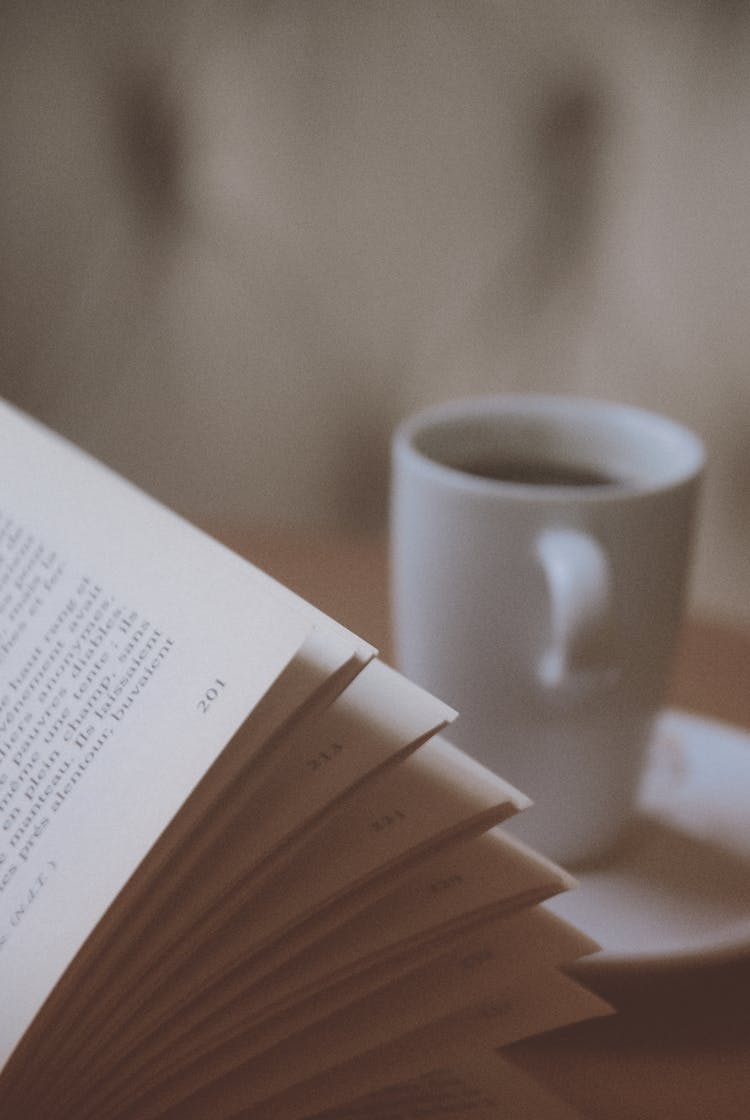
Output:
[1, 2, 748, 624]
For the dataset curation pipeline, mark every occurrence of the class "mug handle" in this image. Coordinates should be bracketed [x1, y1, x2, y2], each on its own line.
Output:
[535, 527, 619, 692]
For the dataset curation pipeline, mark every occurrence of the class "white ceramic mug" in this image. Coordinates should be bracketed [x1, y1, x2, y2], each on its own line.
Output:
[391, 395, 705, 865]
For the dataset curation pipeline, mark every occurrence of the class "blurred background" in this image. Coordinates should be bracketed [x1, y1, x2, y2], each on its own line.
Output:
[1, 0, 748, 625]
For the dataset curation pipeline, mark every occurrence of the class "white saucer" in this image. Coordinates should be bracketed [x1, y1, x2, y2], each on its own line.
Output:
[544, 709, 750, 979]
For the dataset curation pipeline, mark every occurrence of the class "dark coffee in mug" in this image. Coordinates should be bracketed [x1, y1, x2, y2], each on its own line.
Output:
[455, 455, 620, 488]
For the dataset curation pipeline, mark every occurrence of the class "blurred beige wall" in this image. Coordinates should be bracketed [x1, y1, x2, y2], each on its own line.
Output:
[1, 1, 749, 624]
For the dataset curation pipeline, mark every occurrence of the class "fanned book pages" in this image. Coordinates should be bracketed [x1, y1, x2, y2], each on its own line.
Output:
[0, 400, 609, 1119]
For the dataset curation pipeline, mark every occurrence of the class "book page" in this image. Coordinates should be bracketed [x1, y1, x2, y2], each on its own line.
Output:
[252, 972, 609, 1120]
[110, 964, 608, 1120]
[261, 1045, 585, 1120]
[0, 626, 369, 1104]
[297, 1056, 585, 1120]
[22, 661, 454, 1112]
[0, 401, 313, 1065]
[26, 726, 531, 1118]
[59, 823, 574, 1119]
[134, 828, 571, 1086]
[76, 733, 527, 1061]
[94, 905, 594, 1120]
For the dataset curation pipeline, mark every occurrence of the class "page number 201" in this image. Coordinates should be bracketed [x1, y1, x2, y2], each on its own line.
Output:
[197, 679, 226, 714]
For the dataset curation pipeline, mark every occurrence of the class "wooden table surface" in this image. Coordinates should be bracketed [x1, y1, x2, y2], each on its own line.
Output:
[220, 527, 750, 1120]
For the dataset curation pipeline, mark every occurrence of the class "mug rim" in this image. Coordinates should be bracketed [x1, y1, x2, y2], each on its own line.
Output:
[393, 393, 706, 502]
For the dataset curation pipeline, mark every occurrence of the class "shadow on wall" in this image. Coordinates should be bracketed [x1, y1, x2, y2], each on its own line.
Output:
[1, 0, 749, 622]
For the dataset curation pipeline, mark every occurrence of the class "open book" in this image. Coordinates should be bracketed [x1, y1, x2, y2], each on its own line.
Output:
[0, 399, 608, 1119]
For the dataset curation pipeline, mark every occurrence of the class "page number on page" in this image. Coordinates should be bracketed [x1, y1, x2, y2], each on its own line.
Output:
[197, 679, 226, 714]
